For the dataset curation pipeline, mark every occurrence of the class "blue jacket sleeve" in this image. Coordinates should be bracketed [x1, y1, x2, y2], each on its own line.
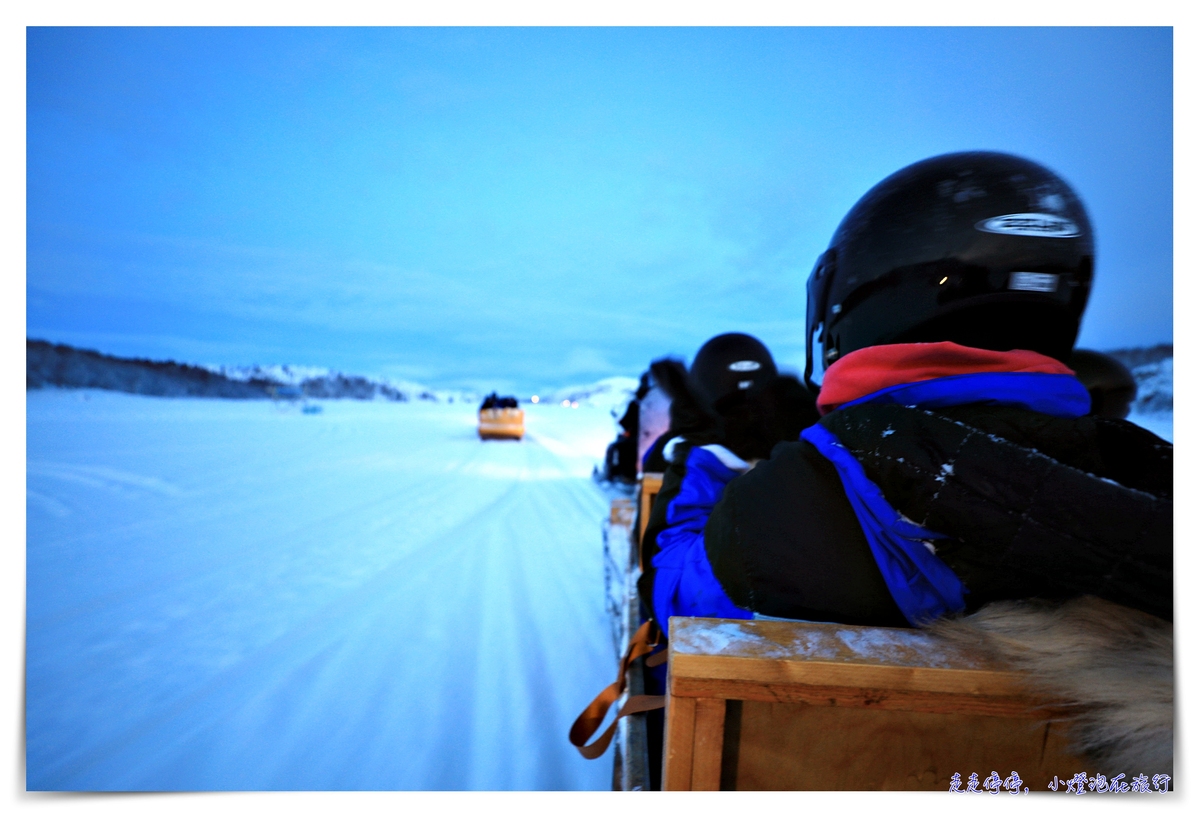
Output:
[650, 447, 753, 629]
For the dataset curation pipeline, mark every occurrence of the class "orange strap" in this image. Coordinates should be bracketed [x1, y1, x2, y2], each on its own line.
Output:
[569, 620, 666, 759]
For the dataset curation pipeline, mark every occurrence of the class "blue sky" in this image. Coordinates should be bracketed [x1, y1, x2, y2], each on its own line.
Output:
[27, 27, 1173, 394]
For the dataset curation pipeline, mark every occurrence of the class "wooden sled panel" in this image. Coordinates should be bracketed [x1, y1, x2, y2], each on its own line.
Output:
[610, 497, 635, 527]
[729, 700, 1078, 790]
[637, 472, 663, 546]
[663, 617, 1085, 791]
[608, 492, 653, 790]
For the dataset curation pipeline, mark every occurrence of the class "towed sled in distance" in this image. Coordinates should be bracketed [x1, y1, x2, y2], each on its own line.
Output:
[478, 392, 524, 440]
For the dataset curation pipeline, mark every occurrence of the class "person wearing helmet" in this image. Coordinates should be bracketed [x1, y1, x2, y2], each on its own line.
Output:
[704, 151, 1171, 628]
[637, 333, 819, 634]
[1068, 348, 1138, 420]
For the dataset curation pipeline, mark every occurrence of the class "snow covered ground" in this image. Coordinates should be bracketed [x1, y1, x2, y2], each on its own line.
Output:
[1126, 357, 1172, 442]
[25, 381, 1172, 791]
[26, 389, 621, 790]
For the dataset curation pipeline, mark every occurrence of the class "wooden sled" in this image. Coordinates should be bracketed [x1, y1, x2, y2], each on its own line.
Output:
[598, 455, 1094, 791]
[658, 616, 1086, 791]
[604, 475, 660, 790]
[478, 407, 525, 440]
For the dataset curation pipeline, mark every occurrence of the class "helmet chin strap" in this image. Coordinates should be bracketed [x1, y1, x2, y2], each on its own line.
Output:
[804, 249, 836, 393]
[803, 326, 820, 393]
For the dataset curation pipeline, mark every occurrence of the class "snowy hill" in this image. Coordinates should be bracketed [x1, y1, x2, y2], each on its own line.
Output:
[27, 339, 472, 404]
[544, 376, 639, 415]
[1105, 346, 1172, 442]
[27, 339, 284, 399]
[1106, 343, 1172, 371]
[211, 363, 475, 403]
[1128, 357, 1172, 415]
[1106, 343, 1172, 413]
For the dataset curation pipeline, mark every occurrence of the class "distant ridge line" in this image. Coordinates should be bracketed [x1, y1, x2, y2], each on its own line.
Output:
[27, 338, 1171, 407]
[25, 339, 443, 402]
[1106, 343, 1172, 369]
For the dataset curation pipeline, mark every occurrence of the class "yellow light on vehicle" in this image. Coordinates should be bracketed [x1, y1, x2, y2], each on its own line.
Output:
[531, 395, 539, 403]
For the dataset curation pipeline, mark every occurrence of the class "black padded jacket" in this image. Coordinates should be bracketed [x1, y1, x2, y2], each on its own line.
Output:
[705, 403, 1173, 625]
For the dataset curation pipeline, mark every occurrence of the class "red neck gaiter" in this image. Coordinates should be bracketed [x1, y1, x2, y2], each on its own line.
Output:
[817, 342, 1076, 415]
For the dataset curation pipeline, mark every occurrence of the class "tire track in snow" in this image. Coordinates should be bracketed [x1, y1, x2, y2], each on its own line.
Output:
[28, 413, 525, 628]
[29, 479, 527, 788]
[27, 394, 615, 790]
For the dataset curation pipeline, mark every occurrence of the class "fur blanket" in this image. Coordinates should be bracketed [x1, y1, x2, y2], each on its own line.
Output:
[928, 596, 1173, 777]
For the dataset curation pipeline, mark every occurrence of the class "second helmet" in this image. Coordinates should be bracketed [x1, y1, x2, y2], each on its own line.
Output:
[688, 333, 779, 415]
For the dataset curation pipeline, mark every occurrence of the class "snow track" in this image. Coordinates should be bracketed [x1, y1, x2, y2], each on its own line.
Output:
[26, 390, 618, 790]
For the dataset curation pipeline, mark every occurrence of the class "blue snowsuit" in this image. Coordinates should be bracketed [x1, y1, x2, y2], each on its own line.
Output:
[648, 442, 753, 630]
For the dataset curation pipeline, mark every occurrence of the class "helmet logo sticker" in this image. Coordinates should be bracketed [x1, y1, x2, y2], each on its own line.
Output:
[737, 380, 753, 390]
[728, 360, 762, 372]
[1008, 272, 1060, 293]
[976, 213, 1080, 238]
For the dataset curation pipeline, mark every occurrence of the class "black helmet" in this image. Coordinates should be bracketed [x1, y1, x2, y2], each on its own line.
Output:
[805, 151, 1095, 388]
[688, 333, 778, 415]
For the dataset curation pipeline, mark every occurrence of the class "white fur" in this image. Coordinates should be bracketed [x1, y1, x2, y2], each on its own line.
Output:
[927, 596, 1173, 776]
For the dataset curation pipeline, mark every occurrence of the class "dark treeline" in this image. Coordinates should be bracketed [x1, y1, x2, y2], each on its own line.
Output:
[26, 339, 426, 401]
[27, 339, 275, 398]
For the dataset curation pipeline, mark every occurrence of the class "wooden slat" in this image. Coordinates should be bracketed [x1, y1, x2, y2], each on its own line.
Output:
[662, 690, 696, 791]
[672, 655, 1028, 697]
[731, 700, 1080, 790]
[670, 676, 1056, 718]
[610, 497, 634, 527]
[668, 616, 1030, 698]
[690, 698, 726, 791]
[637, 473, 663, 546]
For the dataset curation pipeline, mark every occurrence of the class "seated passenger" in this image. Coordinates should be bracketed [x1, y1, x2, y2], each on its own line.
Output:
[704, 151, 1171, 628]
[573, 152, 1170, 780]
[601, 376, 643, 484]
[1069, 348, 1138, 419]
[638, 333, 819, 631]
[632, 369, 673, 475]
